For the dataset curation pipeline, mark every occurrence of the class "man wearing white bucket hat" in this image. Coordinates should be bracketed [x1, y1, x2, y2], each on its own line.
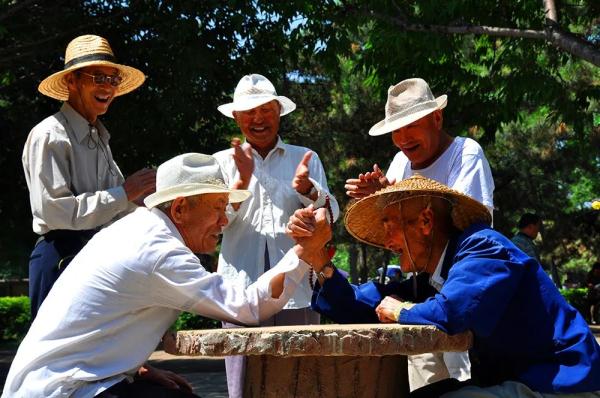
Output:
[3, 153, 332, 397]
[344, 77, 495, 389]
[214, 74, 339, 397]
[23, 34, 156, 318]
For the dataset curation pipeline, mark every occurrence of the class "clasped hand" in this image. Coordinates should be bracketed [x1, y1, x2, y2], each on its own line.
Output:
[287, 205, 331, 270]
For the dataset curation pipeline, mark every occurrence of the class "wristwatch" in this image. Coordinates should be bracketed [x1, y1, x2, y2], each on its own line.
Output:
[317, 261, 336, 285]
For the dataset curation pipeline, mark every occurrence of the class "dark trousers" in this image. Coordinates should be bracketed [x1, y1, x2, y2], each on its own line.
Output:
[98, 379, 200, 398]
[410, 378, 472, 398]
[28, 229, 96, 319]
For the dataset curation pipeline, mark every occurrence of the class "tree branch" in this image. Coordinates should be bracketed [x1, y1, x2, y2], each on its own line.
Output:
[368, 11, 600, 67]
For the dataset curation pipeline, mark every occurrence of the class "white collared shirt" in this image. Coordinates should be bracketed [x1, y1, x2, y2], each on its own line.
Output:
[429, 244, 448, 292]
[22, 102, 134, 235]
[2, 207, 310, 397]
[213, 137, 339, 309]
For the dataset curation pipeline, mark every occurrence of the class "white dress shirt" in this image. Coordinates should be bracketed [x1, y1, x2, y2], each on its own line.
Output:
[386, 137, 495, 215]
[22, 102, 133, 235]
[213, 137, 339, 309]
[2, 207, 310, 398]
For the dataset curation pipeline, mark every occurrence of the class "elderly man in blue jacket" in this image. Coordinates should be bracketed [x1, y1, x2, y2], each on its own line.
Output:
[287, 175, 600, 397]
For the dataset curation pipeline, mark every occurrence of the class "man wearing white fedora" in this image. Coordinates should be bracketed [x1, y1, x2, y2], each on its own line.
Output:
[213, 74, 339, 397]
[343, 77, 495, 388]
[23, 34, 156, 318]
[345, 78, 494, 215]
[3, 153, 332, 397]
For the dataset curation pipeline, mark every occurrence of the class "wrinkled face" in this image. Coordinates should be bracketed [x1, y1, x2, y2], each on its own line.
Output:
[233, 100, 281, 153]
[176, 193, 229, 254]
[381, 202, 429, 273]
[391, 110, 443, 169]
[67, 65, 119, 122]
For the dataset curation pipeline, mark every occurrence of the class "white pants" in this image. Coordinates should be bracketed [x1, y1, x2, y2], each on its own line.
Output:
[408, 351, 471, 391]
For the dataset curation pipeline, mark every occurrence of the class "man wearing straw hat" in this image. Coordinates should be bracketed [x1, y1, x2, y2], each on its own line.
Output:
[3, 153, 332, 397]
[213, 73, 340, 398]
[288, 175, 600, 397]
[23, 34, 156, 318]
[344, 77, 494, 387]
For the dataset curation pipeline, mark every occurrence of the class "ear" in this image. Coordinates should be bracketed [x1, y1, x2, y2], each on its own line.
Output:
[65, 72, 77, 91]
[419, 206, 435, 237]
[232, 111, 242, 127]
[432, 109, 443, 130]
[169, 197, 188, 225]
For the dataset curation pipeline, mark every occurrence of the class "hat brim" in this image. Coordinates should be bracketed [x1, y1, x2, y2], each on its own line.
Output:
[217, 96, 296, 118]
[344, 176, 491, 249]
[38, 61, 146, 101]
[369, 95, 448, 137]
[144, 183, 252, 209]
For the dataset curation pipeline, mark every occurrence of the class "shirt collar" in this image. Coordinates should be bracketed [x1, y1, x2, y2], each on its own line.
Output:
[429, 243, 448, 292]
[244, 136, 286, 158]
[150, 207, 186, 245]
[60, 102, 109, 144]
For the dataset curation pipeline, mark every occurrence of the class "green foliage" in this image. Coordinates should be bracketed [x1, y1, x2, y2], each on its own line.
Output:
[559, 288, 589, 319]
[171, 312, 220, 331]
[0, 296, 31, 341]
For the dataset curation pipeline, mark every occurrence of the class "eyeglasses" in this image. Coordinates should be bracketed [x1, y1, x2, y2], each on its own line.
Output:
[77, 72, 123, 87]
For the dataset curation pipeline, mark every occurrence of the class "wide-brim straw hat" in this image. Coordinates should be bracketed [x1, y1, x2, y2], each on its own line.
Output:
[144, 153, 251, 209]
[218, 73, 296, 118]
[369, 78, 447, 136]
[38, 35, 146, 101]
[344, 175, 491, 249]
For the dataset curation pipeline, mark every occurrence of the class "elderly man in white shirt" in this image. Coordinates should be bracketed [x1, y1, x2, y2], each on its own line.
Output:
[344, 78, 495, 391]
[2, 153, 332, 398]
[213, 73, 339, 397]
[23, 34, 156, 318]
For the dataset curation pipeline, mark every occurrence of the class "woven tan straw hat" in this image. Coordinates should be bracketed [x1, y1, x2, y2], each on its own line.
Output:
[217, 74, 296, 118]
[38, 35, 145, 101]
[344, 175, 491, 249]
[144, 153, 251, 209]
[369, 78, 447, 136]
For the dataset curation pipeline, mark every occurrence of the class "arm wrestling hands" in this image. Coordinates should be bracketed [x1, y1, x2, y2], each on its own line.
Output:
[268, 205, 332, 299]
[345, 164, 396, 199]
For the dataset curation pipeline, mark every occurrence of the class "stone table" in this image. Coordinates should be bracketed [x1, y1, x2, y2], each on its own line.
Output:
[164, 323, 472, 398]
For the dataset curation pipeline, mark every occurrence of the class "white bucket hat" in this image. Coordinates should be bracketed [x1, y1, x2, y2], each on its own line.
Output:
[217, 74, 296, 118]
[369, 78, 447, 136]
[144, 153, 251, 208]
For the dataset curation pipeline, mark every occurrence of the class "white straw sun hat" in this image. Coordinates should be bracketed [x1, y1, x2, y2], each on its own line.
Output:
[217, 74, 296, 118]
[144, 153, 251, 209]
[369, 78, 447, 136]
[38, 34, 146, 101]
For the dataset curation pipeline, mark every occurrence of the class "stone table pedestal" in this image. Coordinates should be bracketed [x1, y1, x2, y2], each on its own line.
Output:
[164, 323, 472, 398]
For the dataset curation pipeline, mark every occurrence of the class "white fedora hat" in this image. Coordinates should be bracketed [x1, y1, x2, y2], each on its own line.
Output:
[144, 153, 251, 209]
[38, 34, 145, 101]
[217, 74, 296, 118]
[369, 78, 447, 136]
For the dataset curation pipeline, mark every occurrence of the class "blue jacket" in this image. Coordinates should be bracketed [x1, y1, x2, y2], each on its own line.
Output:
[312, 224, 600, 393]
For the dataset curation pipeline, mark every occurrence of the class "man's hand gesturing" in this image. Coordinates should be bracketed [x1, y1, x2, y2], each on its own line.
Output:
[292, 151, 316, 199]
